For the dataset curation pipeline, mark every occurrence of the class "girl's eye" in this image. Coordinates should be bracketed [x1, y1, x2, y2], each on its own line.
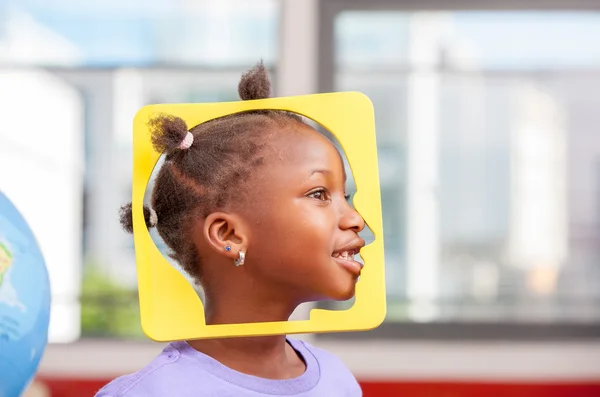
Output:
[308, 189, 328, 201]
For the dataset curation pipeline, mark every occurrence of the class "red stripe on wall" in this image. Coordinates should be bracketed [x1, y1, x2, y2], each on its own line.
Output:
[359, 380, 600, 397]
[36, 377, 600, 397]
[36, 378, 107, 397]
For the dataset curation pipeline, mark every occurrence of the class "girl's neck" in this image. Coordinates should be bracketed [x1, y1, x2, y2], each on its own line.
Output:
[203, 289, 299, 324]
[186, 296, 306, 379]
[187, 335, 306, 379]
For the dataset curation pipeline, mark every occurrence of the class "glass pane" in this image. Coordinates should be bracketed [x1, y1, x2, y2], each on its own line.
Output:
[335, 12, 410, 69]
[0, 0, 278, 67]
[449, 12, 600, 69]
[336, 11, 600, 70]
[335, 11, 600, 323]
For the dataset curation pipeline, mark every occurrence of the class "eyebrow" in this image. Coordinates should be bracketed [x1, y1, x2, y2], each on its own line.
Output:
[310, 168, 348, 182]
[310, 169, 331, 176]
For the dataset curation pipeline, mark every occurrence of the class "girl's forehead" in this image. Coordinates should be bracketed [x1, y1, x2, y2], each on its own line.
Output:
[235, 127, 347, 209]
[266, 125, 339, 161]
[260, 128, 346, 180]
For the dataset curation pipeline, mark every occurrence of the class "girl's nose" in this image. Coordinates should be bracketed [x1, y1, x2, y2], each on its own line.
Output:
[340, 201, 365, 233]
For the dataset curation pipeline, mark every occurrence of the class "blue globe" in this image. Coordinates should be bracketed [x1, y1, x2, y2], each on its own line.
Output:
[0, 191, 51, 397]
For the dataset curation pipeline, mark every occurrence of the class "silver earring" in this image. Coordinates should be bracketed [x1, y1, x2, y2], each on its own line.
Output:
[234, 250, 245, 267]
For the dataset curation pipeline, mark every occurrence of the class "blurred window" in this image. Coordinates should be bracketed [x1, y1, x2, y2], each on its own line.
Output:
[0, 0, 278, 67]
[329, 9, 600, 330]
[0, 0, 279, 341]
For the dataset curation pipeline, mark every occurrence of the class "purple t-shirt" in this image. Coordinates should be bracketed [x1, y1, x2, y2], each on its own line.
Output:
[95, 339, 362, 396]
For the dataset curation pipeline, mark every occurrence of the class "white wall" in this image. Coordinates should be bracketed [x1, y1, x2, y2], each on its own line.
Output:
[0, 69, 83, 343]
[37, 339, 600, 381]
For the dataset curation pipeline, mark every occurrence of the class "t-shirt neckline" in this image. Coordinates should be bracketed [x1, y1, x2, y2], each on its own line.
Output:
[173, 338, 320, 395]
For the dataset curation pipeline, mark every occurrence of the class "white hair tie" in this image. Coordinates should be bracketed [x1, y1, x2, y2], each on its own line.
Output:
[178, 131, 194, 150]
[149, 208, 158, 227]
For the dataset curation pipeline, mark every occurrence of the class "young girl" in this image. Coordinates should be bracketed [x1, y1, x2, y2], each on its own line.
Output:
[96, 63, 366, 396]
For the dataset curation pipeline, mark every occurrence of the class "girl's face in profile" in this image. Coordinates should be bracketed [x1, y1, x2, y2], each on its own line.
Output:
[238, 124, 366, 304]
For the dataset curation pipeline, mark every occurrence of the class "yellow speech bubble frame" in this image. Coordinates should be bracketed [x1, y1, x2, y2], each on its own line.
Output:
[132, 92, 386, 341]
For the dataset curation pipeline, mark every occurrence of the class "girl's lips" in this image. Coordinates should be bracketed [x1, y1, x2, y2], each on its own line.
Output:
[333, 255, 363, 276]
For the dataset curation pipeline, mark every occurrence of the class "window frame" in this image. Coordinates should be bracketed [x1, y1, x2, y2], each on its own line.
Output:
[316, 0, 600, 341]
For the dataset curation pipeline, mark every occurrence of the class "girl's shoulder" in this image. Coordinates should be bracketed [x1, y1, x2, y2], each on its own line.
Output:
[289, 338, 348, 366]
[93, 342, 210, 397]
[288, 338, 360, 384]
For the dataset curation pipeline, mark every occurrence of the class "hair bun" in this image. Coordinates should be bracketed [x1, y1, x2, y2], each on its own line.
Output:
[238, 61, 271, 101]
[148, 114, 191, 154]
[119, 203, 157, 234]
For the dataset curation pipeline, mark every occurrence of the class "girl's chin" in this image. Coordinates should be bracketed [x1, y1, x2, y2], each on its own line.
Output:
[325, 284, 357, 302]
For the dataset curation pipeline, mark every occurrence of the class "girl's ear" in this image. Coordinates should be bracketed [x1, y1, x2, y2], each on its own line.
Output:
[203, 212, 248, 259]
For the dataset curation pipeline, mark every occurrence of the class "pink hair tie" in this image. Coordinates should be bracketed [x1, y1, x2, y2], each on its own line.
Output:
[149, 208, 158, 227]
[178, 132, 194, 150]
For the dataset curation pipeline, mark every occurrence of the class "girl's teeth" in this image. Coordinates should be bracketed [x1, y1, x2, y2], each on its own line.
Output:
[334, 251, 356, 260]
